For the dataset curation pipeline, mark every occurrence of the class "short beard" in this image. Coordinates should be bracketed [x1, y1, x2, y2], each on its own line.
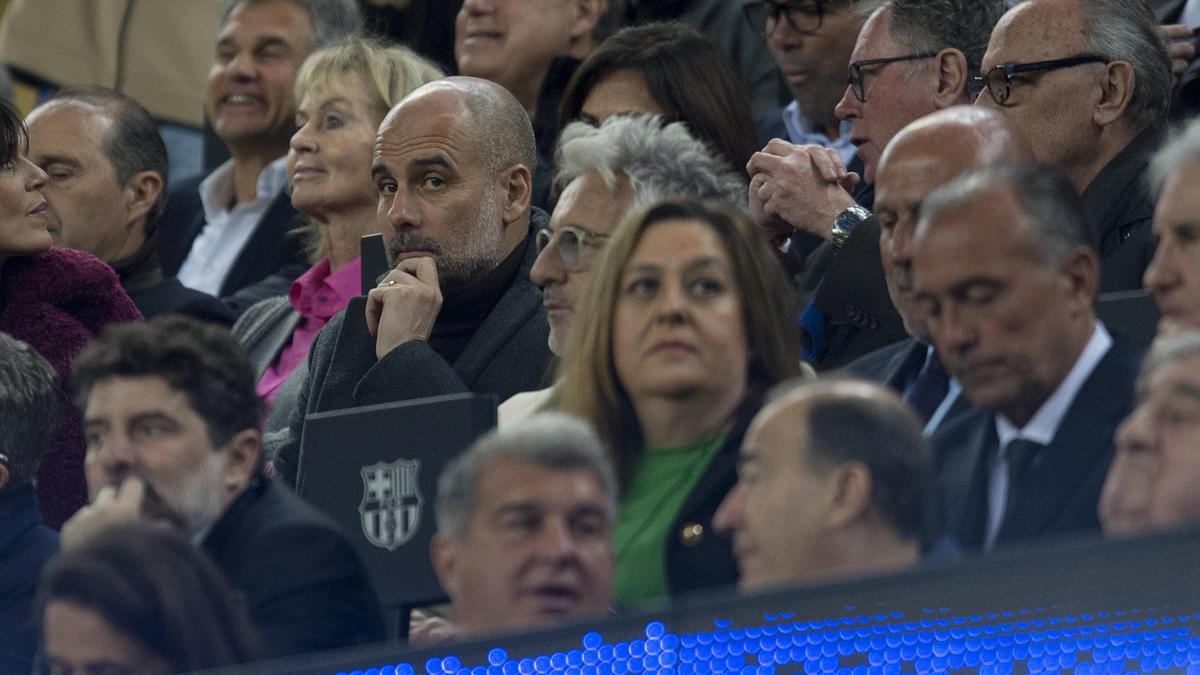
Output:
[384, 186, 506, 298]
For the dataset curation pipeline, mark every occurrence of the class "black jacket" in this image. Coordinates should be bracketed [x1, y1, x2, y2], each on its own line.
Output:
[201, 477, 384, 656]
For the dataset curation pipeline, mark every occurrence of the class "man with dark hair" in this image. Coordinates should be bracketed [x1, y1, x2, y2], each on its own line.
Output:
[748, 0, 873, 160]
[976, 0, 1172, 291]
[1101, 331, 1200, 537]
[274, 77, 552, 485]
[911, 163, 1138, 551]
[159, 0, 362, 315]
[65, 316, 383, 657]
[748, 0, 1008, 370]
[0, 334, 60, 674]
[26, 88, 234, 326]
[713, 379, 932, 591]
[455, 0, 606, 207]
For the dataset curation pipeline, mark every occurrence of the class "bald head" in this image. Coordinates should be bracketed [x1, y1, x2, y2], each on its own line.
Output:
[384, 76, 536, 178]
[713, 378, 930, 591]
[875, 106, 1033, 342]
[372, 76, 536, 293]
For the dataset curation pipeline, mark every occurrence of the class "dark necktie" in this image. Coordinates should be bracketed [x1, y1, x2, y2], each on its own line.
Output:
[1003, 438, 1044, 514]
[904, 351, 950, 423]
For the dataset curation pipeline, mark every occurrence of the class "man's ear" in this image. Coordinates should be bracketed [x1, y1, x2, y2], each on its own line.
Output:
[933, 48, 969, 107]
[430, 534, 462, 601]
[1059, 245, 1100, 314]
[499, 163, 533, 227]
[124, 170, 164, 232]
[1093, 60, 1135, 127]
[823, 462, 872, 530]
[218, 429, 262, 500]
[569, 0, 607, 43]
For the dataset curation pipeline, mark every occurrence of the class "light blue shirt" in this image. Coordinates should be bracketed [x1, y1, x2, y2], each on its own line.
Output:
[781, 100, 856, 166]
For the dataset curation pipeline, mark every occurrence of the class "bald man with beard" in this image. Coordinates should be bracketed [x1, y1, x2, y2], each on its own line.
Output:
[844, 106, 1032, 432]
[273, 77, 552, 486]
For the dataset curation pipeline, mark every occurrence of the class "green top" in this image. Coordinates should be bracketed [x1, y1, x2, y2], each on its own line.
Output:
[613, 434, 726, 608]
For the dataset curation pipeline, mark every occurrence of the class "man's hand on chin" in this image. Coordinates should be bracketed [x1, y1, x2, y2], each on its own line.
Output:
[366, 255, 444, 360]
[61, 477, 147, 550]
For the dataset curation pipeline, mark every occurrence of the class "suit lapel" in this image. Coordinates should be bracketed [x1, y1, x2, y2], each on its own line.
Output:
[219, 192, 299, 296]
[996, 346, 1134, 543]
[884, 340, 928, 392]
[312, 297, 380, 413]
[451, 222, 543, 386]
[935, 410, 994, 550]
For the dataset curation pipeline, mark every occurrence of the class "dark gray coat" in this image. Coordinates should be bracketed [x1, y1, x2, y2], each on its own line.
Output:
[274, 215, 552, 486]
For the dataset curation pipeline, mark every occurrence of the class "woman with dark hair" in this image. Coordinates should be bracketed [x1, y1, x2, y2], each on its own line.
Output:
[0, 99, 139, 529]
[554, 198, 810, 607]
[557, 23, 760, 182]
[39, 522, 263, 673]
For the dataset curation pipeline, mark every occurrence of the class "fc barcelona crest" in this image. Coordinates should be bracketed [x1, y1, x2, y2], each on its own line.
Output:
[359, 459, 423, 551]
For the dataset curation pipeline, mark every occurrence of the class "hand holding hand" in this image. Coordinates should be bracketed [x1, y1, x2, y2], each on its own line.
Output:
[366, 256, 444, 360]
[746, 140, 859, 240]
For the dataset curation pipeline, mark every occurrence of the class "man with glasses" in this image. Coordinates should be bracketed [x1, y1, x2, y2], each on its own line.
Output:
[976, 0, 1172, 292]
[499, 114, 747, 424]
[744, 0, 870, 167]
[746, 0, 1006, 370]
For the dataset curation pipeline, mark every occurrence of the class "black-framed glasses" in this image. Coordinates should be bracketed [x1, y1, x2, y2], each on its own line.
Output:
[534, 225, 609, 271]
[742, 0, 829, 37]
[847, 52, 939, 102]
[975, 55, 1109, 105]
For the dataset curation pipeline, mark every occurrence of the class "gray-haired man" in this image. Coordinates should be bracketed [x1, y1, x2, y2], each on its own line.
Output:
[502, 114, 746, 422]
[976, 0, 1172, 292]
[427, 413, 616, 640]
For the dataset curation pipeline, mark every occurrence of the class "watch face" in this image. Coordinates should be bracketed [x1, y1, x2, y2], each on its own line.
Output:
[832, 207, 870, 249]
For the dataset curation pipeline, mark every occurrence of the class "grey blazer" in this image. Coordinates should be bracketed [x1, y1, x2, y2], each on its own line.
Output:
[232, 294, 310, 443]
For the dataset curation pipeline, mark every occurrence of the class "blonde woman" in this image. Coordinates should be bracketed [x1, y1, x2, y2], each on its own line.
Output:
[234, 38, 441, 438]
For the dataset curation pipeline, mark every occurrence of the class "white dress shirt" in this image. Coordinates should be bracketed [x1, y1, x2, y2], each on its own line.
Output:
[177, 157, 289, 296]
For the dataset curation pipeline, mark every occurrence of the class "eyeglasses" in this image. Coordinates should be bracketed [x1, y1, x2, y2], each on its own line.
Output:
[742, 0, 829, 37]
[535, 225, 609, 271]
[975, 55, 1109, 105]
[847, 52, 939, 103]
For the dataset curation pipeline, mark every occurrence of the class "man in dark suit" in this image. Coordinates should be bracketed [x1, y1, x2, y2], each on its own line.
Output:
[976, 0, 1172, 292]
[274, 77, 553, 487]
[0, 335, 60, 674]
[844, 106, 1032, 432]
[159, 0, 361, 315]
[26, 88, 233, 327]
[911, 164, 1138, 552]
[64, 316, 384, 657]
[747, 0, 1008, 370]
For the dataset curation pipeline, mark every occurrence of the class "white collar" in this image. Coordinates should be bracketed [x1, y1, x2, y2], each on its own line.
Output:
[198, 156, 289, 220]
[996, 321, 1112, 448]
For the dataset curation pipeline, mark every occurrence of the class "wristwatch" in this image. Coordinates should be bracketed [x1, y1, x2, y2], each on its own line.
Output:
[831, 204, 872, 250]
